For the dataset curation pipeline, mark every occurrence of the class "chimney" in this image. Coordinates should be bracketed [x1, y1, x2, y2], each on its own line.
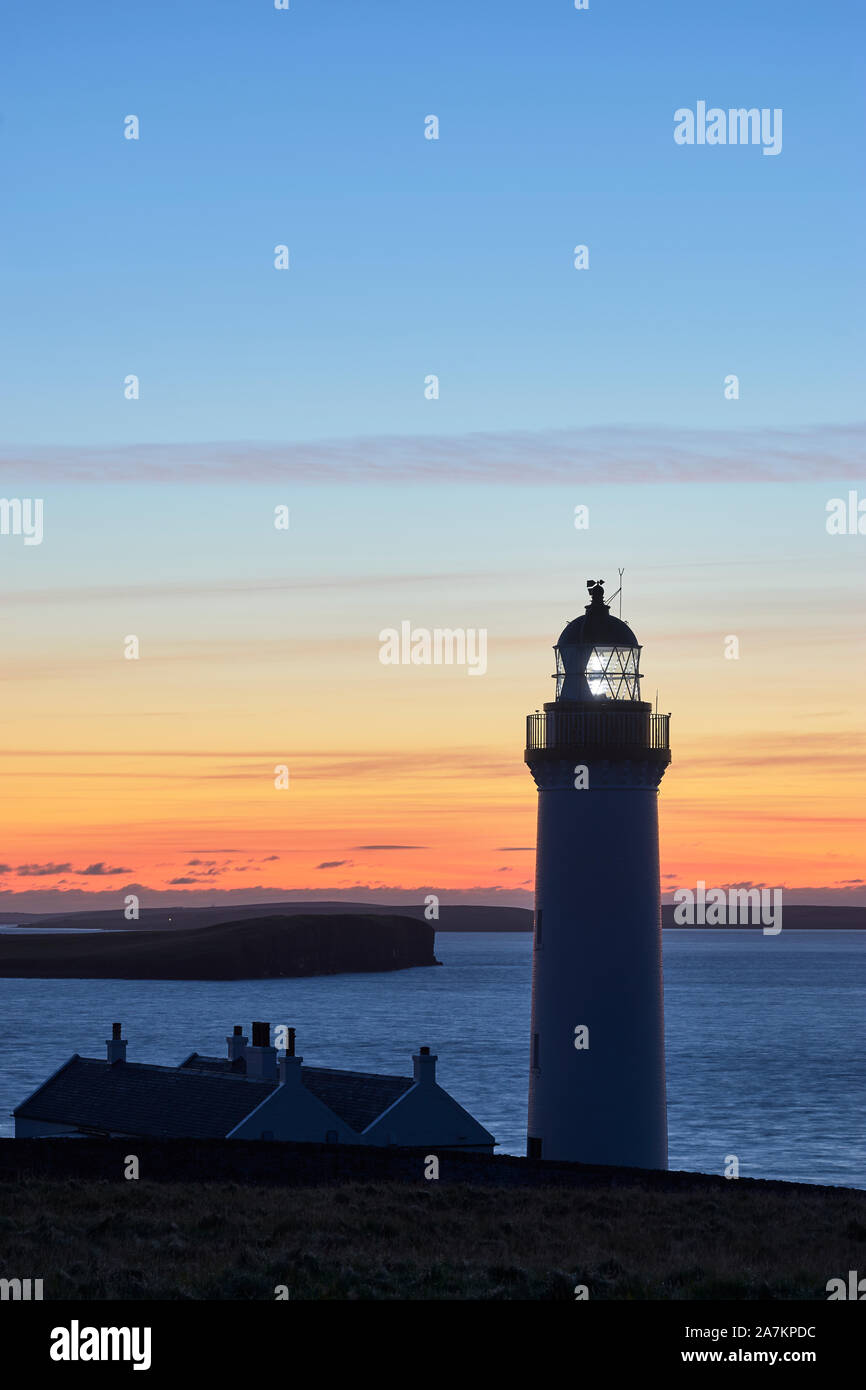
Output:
[226, 1025, 248, 1062]
[245, 1021, 277, 1081]
[278, 1054, 303, 1085]
[275, 1026, 302, 1084]
[412, 1045, 437, 1085]
[106, 1022, 127, 1065]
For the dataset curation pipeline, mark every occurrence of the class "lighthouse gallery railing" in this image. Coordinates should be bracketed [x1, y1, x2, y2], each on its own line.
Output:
[526, 709, 670, 754]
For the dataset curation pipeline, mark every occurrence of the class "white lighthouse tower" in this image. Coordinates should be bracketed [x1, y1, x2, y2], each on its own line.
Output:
[524, 580, 671, 1169]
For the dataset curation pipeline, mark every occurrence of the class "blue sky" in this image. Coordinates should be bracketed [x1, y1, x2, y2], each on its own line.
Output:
[1, 0, 863, 445]
[0, 3, 863, 910]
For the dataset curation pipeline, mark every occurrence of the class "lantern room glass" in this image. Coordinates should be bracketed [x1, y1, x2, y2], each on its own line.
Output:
[555, 644, 641, 701]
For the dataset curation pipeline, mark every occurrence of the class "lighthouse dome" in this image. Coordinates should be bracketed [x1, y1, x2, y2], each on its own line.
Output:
[555, 580, 642, 701]
[557, 607, 638, 650]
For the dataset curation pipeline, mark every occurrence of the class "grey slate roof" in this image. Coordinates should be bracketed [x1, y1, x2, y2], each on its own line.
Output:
[13, 1056, 276, 1139]
[16, 1052, 417, 1138]
[300, 1066, 414, 1132]
[179, 1053, 242, 1075]
[181, 1053, 414, 1131]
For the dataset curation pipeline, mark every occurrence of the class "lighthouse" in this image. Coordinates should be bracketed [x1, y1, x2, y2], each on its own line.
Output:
[524, 580, 671, 1168]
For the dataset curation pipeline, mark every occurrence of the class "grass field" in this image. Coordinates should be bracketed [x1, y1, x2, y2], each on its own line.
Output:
[2, 1177, 865, 1300]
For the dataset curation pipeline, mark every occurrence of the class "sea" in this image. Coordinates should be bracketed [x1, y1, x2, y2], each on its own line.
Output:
[0, 930, 863, 1189]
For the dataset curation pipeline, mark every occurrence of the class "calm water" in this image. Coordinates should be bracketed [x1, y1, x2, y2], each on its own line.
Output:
[1, 931, 863, 1188]
[0, 926, 108, 935]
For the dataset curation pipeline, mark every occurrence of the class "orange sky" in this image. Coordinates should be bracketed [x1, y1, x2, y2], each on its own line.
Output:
[0, 476, 863, 912]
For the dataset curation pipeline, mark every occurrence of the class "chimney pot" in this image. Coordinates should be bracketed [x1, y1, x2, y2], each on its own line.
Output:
[227, 1027, 248, 1062]
[278, 1053, 303, 1085]
[106, 1024, 127, 1065]
[412, 1047, 437, 1085]
[246, 1022, 277, 1080]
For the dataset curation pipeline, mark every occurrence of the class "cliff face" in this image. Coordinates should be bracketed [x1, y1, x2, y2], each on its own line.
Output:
[0, 914, 439, 980]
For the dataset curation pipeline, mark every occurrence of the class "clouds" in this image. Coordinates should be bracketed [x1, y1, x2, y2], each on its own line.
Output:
[1, 861, 131, 878]
[316, 860, 352, 870]
[75, 863, 133, 876]
[1, 421, 862, 485]
[12, 862, 73, 877]
[351, 845, 427, 851]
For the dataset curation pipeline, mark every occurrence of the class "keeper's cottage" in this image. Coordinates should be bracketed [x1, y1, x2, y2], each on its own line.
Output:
[13, 1023, 495, 1152]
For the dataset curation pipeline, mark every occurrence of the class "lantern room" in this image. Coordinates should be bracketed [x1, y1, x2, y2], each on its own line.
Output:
[554, 579, 642, 702]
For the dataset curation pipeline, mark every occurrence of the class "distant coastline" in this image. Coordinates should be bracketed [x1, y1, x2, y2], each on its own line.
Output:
[0, 901, 531, 933]
[0, 901, 862, 938]
[0, 913, 437, 980]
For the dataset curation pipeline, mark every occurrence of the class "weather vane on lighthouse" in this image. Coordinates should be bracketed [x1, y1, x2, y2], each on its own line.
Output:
[524, 576, 672, 1168]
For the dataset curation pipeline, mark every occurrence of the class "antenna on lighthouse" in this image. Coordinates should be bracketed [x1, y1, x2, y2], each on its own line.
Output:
[605, 569, 626, 615]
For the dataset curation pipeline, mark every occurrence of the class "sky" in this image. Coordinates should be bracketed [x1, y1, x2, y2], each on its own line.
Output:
[0, 1, 863, 912]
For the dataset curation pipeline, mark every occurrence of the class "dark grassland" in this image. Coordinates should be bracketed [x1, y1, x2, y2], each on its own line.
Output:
[2, 1178, 864, 1299]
